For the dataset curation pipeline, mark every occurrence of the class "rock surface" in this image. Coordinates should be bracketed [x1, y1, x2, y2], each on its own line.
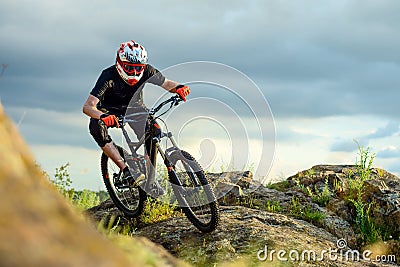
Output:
[88, 167, 400, 266]
[138, 205, 398, 267]
[286, 165, 400, 243]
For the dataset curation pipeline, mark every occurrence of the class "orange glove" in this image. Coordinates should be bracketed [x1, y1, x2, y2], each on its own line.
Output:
[100, 114, 119, 128]
[175, 85, 190, 102]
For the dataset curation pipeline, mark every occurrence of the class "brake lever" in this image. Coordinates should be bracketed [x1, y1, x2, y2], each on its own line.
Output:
[117, 116, 124, 126]
[174, 96, 183, 106]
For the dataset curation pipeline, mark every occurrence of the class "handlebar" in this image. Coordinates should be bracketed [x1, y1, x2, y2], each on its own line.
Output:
[149, 95, 183, 116]
[118, 95, 183, 125]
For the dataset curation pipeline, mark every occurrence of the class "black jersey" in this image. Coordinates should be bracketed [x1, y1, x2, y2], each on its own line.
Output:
[90, 64, 165, 115]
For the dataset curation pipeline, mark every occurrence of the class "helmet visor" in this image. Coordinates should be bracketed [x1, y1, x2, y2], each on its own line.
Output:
[123, 63, 145, 74]
[117, 57, 145, 75]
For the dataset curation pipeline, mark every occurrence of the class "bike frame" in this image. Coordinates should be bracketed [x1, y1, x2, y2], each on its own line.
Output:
[120, 117, 178, 164]
[105, 96, 219, 229]
[118, 96, 183, 185]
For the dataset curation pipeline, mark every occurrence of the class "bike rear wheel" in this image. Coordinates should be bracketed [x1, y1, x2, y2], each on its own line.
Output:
[167, 149, 219, 233]
[101, 145, 147, 218]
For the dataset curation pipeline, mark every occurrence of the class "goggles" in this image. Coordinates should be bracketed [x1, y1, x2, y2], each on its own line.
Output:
[117, 58, 145, 75]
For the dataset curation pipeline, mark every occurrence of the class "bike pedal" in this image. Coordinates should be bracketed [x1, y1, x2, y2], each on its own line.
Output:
[131, 173, 145, 187]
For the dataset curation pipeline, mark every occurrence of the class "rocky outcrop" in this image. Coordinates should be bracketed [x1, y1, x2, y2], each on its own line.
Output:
[138, 205, 398, 267]
[286, 165, 400, 242]
[363, 169, 400, 236]
[87, 166, 400, 266]
[0, 103, 188, 267]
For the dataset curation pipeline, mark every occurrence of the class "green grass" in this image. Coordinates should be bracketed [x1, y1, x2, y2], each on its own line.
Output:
[48, 163, 102, 209]
[293, 178, 308, 194]
[235, 194, 260, 209]
[264, 200, 283, 213]
[346, 142, 383, 244]
[140, 198, 182, 225]
[289, 197, 325, 223]
[97, 215, 135, 236]
[308, 177, 333, 207]
[349, 195, 381, 244]
[72, 189, 101, 210]
[293, 173, 333, 207]
[265, 180, 290, 191]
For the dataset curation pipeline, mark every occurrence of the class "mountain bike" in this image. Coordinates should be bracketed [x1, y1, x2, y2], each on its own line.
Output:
[100, 95, 220, 233]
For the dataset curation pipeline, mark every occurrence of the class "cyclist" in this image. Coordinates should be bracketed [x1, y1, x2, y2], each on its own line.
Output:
[83, 40, 190, 195]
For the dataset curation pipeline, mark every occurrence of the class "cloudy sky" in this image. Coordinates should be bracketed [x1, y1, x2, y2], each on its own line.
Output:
[1, 0, 399, 190]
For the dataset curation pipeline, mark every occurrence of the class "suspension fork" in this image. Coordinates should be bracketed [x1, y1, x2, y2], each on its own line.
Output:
[167, 132, 179, 148]
[156, 131, 180, 170]
[154, 137, 173, 172]
[155, 137, 191, 207]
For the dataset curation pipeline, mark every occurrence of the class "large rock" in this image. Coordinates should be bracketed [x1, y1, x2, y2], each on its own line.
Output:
[137, 206, 395, 267]
[87, 167, 399, 266]
[208, 171, 254, 204]
[0, 103, 188, 267]
[287, 165, 400, 241]
[250, 185, 358, 248]
[205, 168, 360, 248]
[363, 168, 400, 236]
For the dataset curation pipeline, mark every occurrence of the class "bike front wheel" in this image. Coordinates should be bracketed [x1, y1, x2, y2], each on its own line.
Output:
[167, 149, 220, 233]
[101, 145, 147, 218]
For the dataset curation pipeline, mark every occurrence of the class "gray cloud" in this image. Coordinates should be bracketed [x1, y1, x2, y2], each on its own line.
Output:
[1, 0, 400, 119]
[365, 121, 400, 139]
[329, 121, 400, 153]
[377, 147, 400, 159]
[5, 106, 95, 148]
[386, 162, 400, 176]
[3, 0, 400, 187]
[330, 138, 366, 152]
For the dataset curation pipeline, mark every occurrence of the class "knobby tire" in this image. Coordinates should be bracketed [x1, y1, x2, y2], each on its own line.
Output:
[101, 145, 147, 218]
[168, 150, 220, 233]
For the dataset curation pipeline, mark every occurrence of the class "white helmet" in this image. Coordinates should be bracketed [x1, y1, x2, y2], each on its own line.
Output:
[116, 40, 148, 86]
